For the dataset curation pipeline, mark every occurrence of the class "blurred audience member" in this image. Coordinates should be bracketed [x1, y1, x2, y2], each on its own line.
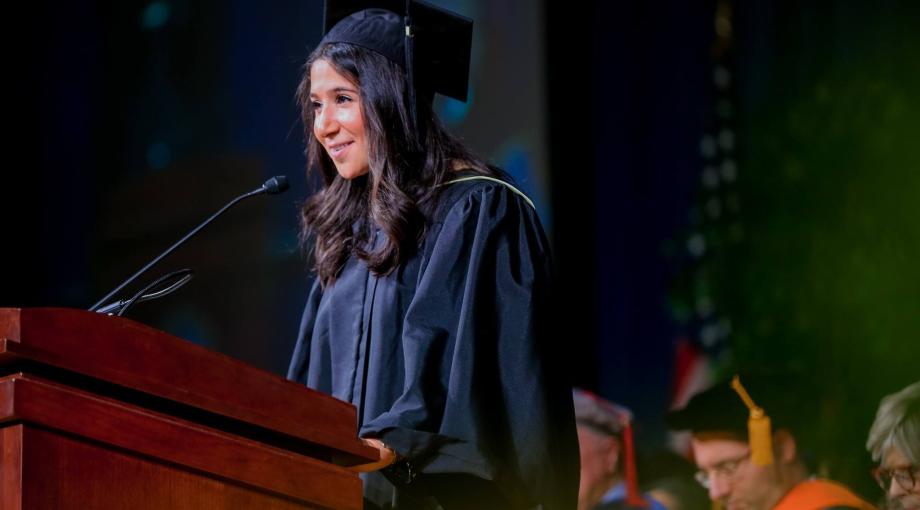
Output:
[645, 478, 708, 510]
[866, 381, 920, 510]
[668, 375, 876, 510]
[574, 388, 667, 510]
[638, 451, 710, 510]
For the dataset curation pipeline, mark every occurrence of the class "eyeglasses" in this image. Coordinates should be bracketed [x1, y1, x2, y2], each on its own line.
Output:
[695, 453, 751, 490]
[872, 465, 919, 492]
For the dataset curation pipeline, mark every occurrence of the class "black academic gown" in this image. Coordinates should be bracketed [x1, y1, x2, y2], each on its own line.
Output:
[287, 178, 579, 510]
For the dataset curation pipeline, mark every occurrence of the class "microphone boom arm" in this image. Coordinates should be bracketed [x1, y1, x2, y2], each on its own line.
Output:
[88, 176, 287, 312]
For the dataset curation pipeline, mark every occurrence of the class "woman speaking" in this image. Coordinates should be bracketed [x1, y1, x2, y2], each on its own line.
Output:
[287, 1, 578, 508]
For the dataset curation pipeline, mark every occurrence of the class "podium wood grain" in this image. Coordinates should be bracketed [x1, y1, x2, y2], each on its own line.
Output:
[0, 308, 376, 510]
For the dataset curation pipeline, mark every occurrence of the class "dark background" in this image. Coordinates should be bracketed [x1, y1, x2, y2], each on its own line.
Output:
[3, 0, 919, 498]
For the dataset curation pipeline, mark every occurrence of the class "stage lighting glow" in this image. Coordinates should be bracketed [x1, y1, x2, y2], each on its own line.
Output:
[141, 2, 171, 30]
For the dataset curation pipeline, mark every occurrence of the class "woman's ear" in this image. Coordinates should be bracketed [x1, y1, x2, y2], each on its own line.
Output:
[773, 428, 798, 464]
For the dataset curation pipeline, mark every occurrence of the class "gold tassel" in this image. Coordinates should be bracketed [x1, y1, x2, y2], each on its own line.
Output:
[730, 375, 774, 466]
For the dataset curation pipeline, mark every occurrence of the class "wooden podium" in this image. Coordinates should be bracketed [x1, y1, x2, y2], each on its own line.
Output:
[0, 308, 377, 509]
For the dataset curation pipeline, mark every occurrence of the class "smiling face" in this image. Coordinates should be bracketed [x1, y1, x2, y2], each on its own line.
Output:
[309, 58, 369, 180]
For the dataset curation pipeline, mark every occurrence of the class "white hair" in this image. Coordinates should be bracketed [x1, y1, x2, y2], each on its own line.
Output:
[866, 380, 920, 463]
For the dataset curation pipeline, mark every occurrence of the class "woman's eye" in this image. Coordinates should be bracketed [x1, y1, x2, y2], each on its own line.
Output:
[335, 95, 352, 104]
[311, 101, 323, 110]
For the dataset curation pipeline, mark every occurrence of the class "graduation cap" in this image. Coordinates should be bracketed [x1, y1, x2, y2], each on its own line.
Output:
[667, 374, 810, 467]
[320, 0, 473, 127]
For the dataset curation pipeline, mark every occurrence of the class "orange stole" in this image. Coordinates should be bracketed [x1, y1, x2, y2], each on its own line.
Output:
[773, 479, 877, 510]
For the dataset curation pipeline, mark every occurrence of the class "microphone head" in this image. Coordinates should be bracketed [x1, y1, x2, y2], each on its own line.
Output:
[263, 175, 290, 195]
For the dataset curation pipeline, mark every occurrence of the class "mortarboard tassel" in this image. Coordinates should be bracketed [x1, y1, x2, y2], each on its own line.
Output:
[404, 0, 418, 141]
[622, 422, 649, 507]
[730, 375, 774, 466]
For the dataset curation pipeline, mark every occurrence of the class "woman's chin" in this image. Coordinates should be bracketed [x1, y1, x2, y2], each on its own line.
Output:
[335, 166, 370, 180]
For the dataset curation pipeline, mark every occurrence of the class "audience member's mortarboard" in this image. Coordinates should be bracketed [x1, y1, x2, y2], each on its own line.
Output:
[320, 0, 473, 103]
[667, 374, 810, 467]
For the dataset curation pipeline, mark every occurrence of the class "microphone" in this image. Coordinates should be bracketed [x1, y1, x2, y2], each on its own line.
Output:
[262, 175, 289, 195]
[89, 175, 290, 312]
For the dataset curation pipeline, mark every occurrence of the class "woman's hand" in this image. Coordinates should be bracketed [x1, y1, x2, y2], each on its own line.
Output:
[347, 437, 398, 473]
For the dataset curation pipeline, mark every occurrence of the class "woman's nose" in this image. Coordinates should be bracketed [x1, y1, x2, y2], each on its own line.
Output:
[315, 107, 337, 137]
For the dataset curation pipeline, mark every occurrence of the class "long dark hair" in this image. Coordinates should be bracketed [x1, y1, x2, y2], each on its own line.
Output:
[297, 42, 498, 286]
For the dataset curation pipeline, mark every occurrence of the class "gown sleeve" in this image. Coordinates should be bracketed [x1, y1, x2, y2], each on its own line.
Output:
[286, 277, 323, 384]
[359, 182, 579, 510]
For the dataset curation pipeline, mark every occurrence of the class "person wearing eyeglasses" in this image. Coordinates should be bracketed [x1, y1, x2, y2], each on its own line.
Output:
[667, 375, 876, 510]
[866, 381, 920, 510]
